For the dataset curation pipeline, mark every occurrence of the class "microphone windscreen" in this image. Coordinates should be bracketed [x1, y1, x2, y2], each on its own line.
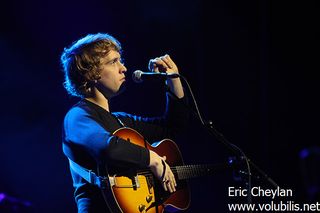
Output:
[132, 70, 143, 83]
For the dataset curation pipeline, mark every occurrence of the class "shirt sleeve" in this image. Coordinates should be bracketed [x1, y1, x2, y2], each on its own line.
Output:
[63, 107, 150, 169]
[115, 93, 189, 142]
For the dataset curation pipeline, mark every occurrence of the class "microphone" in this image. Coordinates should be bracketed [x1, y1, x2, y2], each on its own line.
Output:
[132, 70, 180, 83]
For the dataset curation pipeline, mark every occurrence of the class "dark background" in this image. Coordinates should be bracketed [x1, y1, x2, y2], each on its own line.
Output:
[0, 0, 318, 212]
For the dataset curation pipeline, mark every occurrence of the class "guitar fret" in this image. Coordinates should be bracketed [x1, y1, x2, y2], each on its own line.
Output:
[174, 164, 218, 180]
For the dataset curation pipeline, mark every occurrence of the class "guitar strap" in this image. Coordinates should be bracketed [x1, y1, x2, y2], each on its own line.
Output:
[68, 158, 108, 189]
[113, 115, 125, 127]
[67, 115, 125, 190]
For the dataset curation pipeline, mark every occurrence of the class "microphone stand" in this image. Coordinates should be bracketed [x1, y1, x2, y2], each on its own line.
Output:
[203, 120, 279, 188]
[163, 75, 279, 205]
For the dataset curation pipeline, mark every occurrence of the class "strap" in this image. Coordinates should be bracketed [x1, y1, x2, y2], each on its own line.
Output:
[114, 115, 125, 127]
[160, 160, 167, 181]
[68, 158, 108, 189]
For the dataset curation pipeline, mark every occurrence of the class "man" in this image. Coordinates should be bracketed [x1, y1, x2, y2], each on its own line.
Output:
[60, 33, 188, 212]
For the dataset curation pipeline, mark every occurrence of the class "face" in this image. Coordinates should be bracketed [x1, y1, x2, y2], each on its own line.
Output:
[95, 49, 127, 98]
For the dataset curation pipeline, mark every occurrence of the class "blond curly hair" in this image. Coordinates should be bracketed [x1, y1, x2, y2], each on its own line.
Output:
[60, 33, 122, 98]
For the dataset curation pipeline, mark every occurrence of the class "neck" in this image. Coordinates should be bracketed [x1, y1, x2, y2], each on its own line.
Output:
[85, 88, 110, 112]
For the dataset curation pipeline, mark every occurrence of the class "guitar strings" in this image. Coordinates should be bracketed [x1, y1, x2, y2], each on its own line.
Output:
[134, 165, 213, 180]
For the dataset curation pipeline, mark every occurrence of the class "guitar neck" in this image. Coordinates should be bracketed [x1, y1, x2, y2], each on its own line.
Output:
[172, 163, 231, 180]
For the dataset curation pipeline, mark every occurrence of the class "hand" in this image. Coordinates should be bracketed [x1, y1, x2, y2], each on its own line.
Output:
[148, 54, 184, 98]
[148, 54, 179, 75]
[149, 151, 177, 193]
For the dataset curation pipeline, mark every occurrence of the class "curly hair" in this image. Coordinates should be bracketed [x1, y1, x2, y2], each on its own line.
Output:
[60, 33, 122, 98]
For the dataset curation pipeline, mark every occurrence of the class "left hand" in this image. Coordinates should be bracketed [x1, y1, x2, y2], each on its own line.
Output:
[148, 54, 179, 74]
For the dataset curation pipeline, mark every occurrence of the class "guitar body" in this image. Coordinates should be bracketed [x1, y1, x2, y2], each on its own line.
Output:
[101, 127, 190, 213]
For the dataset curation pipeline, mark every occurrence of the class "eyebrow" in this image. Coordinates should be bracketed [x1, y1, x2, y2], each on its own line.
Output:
[101, 55, 120, 64]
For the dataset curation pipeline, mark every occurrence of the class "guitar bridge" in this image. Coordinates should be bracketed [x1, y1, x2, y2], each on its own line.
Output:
[109, 175, 140, 189]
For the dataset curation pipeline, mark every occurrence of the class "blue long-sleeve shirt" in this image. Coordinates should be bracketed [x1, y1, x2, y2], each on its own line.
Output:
[62, 94, 188, 212]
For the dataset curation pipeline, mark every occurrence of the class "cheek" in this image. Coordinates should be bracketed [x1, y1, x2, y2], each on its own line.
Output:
[99, 72, 117, 87]
[99, 71, 114, 83]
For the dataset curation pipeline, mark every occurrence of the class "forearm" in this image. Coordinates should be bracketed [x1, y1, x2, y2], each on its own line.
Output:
[149, 150, 162, 168]
[167, 78, 184, 98]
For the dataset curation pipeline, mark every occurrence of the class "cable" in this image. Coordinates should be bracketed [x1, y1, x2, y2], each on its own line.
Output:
[168, 74, 253, 205]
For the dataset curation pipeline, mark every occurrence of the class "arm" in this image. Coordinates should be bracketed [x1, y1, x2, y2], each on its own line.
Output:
[64, 104, 178, 193]
[63, 107, 149, 169]
[146, 54, 185, 193]
[115, 54, 188, 141]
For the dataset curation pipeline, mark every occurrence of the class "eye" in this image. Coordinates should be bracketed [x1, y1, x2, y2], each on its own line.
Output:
[105, 57, 124, 66]
[110, 58, 119, 64]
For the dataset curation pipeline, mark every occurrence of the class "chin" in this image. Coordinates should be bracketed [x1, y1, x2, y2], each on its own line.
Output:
[111, 82, 127, 98]
[118, 82, 127, 94]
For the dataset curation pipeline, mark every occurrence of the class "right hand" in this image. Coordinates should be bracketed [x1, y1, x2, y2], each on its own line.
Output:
[148, 54, 184, 98]
[148, 54, 179, 75]
[149, 150, 177, 193]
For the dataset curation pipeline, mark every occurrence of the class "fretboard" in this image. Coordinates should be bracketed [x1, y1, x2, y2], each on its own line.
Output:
[172, 164, 230, 180]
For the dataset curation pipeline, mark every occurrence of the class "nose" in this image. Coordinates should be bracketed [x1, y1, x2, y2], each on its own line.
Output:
[120, 63, 127, 74]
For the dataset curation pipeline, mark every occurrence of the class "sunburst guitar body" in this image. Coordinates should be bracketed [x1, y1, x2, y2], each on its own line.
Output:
[101, 127, 221, 213]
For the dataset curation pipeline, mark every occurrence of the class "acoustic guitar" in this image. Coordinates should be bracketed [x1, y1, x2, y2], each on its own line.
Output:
[101, 127, 230, 213]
